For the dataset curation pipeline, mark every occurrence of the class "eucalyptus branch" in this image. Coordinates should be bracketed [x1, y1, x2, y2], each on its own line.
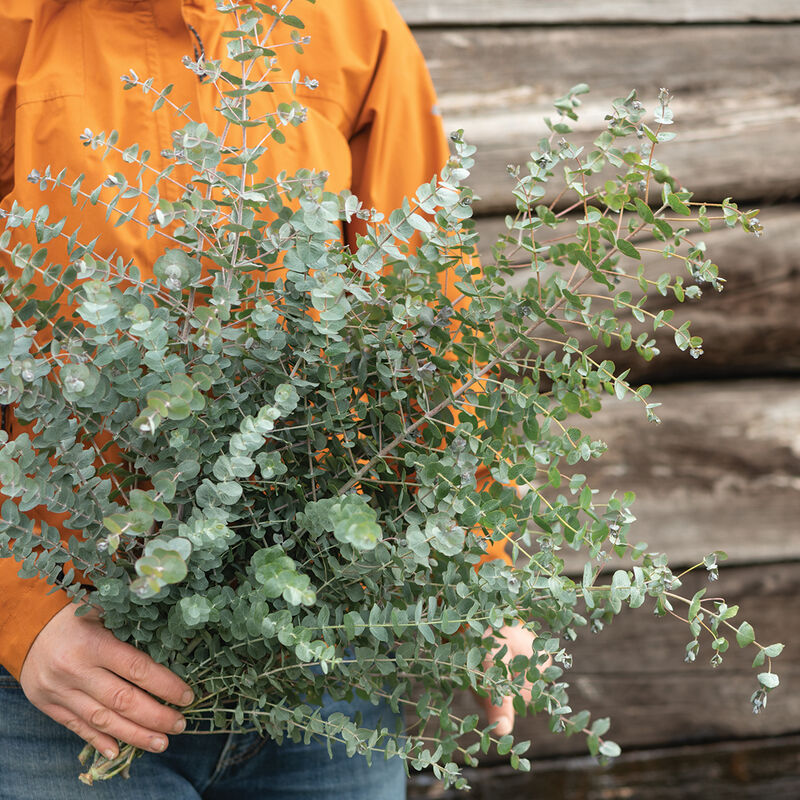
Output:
[0, 12, 778, 789]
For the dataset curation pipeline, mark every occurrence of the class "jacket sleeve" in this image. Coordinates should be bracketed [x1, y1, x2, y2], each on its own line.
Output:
[0, 3, 72, 681]
[0, 3, 31, 200]
[343, 1, 450, 249]
[343, 2, 510, 566]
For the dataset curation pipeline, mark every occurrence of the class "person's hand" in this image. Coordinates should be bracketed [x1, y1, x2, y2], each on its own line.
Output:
[19, 603, 194, 760]
[477, 624, 548, 736]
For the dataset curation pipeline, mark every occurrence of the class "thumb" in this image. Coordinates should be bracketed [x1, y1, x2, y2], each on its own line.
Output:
[484, 692, 515, 736]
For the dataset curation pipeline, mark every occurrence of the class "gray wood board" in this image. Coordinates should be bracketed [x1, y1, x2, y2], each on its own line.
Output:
[489, 204, 800, 382]
[439, 562, 800, 760]
[414, 25, 800, 213]
[409, 734, 800, 799]
[398, 0, 800, 26]
[551, 379, 800, 572]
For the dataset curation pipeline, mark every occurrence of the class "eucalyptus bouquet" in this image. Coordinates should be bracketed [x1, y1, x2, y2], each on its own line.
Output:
[0, 1, 780, 789]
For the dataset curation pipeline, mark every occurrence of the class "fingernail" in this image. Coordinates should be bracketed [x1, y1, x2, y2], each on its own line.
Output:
[103, 748, 117, 761]
[181, 690, 194, 706]
[150, 736, 167, 753]
[172, 718, 186, 734]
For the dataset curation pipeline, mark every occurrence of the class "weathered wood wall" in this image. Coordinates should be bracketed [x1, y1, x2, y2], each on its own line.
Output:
[501, 205, 800, 383]
[395, 1, 800, 796]
[414, 24, 800, 213]
[399, 1, 800, 25]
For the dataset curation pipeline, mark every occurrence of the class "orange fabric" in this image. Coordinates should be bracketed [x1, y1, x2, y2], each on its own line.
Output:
[0, 0, 506, 680]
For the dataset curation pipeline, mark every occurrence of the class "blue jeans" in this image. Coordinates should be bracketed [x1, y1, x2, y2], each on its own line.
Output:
[0, 666, 405, 800]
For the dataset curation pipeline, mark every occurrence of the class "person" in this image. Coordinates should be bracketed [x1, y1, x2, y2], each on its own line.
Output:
[0, 1, 538, 797]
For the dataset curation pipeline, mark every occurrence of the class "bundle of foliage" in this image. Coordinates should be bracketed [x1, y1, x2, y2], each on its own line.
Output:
[0, 1, 780, 788]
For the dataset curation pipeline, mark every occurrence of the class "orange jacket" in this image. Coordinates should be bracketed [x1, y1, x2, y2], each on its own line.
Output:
[0, 0, 507, 680]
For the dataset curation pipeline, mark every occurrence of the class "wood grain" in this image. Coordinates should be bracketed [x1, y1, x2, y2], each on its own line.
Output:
[413, 25, 800, 213]
[443, 561, 800, 760]
[409, 735, 800, 799]
[406, 382, 800, 761]
[555, 379, 800, 571]
[491, 204, 800, 382]
[398, 0, 800, 26]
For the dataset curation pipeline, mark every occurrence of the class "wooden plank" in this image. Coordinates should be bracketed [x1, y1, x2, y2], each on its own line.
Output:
[398, 0, 800, 26]
[439, 562, 800, 760]
[555, 379, 800, 571]
[414, 26, 800, 213]
[410, 384, 800, 755]
[491, 205, 800, 382]
[409, 735, 800, 799]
